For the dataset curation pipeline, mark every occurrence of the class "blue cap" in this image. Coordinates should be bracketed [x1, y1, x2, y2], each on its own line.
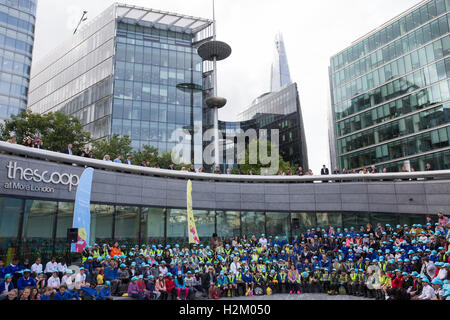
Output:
[131, 277, 138, 281]
[105, 281, 111, 286]
[120, 264, 126, 267]
[4, 273, 12, 279]
[432, 279, 443, 285]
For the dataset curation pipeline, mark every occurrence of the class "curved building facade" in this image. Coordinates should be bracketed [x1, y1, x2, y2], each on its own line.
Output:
[0, 143, 449, 262]
[0, 0, 36, 122]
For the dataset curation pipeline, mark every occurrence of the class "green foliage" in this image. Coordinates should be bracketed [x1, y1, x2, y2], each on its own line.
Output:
[0, 110, 91, 152]
[238, 139, 293, 175]
[131, 144, 159, 166]
[91, 134, 132, 160]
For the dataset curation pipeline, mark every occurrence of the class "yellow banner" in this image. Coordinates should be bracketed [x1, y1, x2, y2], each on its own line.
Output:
[187, 180, 200, 244]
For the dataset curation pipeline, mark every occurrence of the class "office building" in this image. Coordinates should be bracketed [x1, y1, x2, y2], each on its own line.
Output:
[0, 0, 36, 122]
[329, 0, 450, 172]
[28, 3, 212, 166]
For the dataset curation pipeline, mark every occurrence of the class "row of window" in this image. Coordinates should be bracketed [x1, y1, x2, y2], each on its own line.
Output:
[28, 20, 115, 99]
[0, 196, 434, 261]
[339, 126, 450, 168]
[29, 58, 113, 115]
[0, 54, 30, 78]
[29, 39, 114, 108]
[111, 117, 201, 142]
[238, 86, 298, 121]
[331, 0, 449, 72]
[332, 12, 449, 87]
[335, 57, 450, 120]
[0, 89, 24, 107]
[333, 34, 450, 103]
[113, 80, 203, 106]
[112, 98, 202, 122]
[338, 105, 449, 154]
[0, 79, 26, 97]
[0, 30, 32, 55]
[117, 21, 193, 42]
[114, 62, 202, 87]
[341, 147, 450, 172]
[59, 77, 113, 119]
[337, 80, 450, 136]
[0, 5, 34, 35]
[0, 0, 36, 14]
[0, 103, 23, 120]
[115, 41, 202, 70]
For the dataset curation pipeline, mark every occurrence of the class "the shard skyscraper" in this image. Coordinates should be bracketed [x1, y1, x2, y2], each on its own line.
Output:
[270, 32, 292, 92]
[219, 32, 309, 171]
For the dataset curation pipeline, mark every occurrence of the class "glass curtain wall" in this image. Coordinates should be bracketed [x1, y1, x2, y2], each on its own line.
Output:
[140, 207, 165, 245]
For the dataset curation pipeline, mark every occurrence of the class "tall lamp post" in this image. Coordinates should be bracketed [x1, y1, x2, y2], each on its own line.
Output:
[197, 0, 232, 168]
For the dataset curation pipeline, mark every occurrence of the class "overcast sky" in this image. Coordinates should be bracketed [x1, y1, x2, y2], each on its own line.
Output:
[32, 0, 422, 173]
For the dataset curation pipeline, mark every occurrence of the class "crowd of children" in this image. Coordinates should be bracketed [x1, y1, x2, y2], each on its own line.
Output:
[0, 215, 449, 300]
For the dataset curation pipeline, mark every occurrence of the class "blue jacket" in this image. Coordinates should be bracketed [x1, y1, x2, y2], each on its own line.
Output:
[0, 267, 5, 279]
[53, 291, 72, 300]
[0, 281, 14, 292]
[175, 277, 186, 289]
[67, 289, 80, 300]
[243, 274, 253, 283]
[104, 266, 118, 280]
[80, 286, 99, 298]
[17, 276, 36, 291]
[40, 294, 51, 300]
[98, 286, 111, 299]
[5, 264, 19, 275]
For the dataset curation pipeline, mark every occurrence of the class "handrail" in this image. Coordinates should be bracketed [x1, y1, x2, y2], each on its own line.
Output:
[1, 142, 450, 183]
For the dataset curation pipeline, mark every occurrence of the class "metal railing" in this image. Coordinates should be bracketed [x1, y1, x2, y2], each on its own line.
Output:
[1, 141, 450, 183]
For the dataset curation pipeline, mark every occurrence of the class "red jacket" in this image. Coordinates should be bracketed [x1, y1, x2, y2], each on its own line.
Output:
[391, 276, 403, 289]
[165, 278, 175, 292]
[137, 280, 146, 292]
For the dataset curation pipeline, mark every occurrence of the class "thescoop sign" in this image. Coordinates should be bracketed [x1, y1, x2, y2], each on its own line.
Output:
[6, 161, 79, 191]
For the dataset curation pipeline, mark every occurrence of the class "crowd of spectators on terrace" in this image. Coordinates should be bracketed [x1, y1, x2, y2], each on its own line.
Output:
[4, 136, 437, 176]
[0, 212, 449, 301]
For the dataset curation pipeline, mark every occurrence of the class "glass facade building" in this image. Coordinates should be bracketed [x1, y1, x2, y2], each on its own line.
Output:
[28, 4, 211, 165]
[0, 0, 36, 122]
[329, 0, 450, 172]
[270, 32, 292, 92]
[220, 83, 309, 170]
[217, 33, 308, 171]
[0, 195, 433, 263]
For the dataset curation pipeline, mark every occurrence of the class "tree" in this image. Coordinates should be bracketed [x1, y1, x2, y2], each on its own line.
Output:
[0, 110, 91, 152]
[238, 139, 293, 175]
[43, 112, 91, 152]
[131, 145, 159, 166]
[91, 134, 132, 160]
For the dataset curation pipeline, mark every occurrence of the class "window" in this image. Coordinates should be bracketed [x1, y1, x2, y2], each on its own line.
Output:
[0, 197, 23, 261]
[90, 204, 114, 245]
[54, 202, 74, 259]
[266, 212, 290, 238]
[115, 206, 139, 246]
[216, 211, 240, 238]
[291, 212, 315, 235]
[141, 207, 165, 245]
[167, 208, 187, 244]
[22, 200, 57, 262]
[241, 212, 265, 236]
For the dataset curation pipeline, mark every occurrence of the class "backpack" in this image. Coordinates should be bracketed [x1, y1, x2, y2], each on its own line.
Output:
[213, 288, 220, 299]
[254, 287, 263, 296]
